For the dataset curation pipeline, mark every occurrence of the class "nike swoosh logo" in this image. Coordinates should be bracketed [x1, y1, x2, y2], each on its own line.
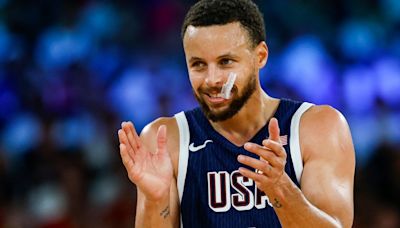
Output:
[189, 140, 213, 152]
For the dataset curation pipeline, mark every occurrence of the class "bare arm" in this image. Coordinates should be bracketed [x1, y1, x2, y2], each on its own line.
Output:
[118, 118, 180, 228]
[135, 180, 179, 228]
[238, 106, 355, 227]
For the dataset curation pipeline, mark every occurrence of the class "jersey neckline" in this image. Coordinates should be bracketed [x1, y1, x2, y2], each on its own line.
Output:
[193, 98, 290, 153]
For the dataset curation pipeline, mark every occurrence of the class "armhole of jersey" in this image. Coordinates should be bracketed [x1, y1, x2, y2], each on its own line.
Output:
[174, 111, 190, 203]
[289, 102, 313, 185]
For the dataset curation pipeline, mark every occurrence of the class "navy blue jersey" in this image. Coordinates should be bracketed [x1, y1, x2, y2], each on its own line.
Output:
[174, 99, 313, 228]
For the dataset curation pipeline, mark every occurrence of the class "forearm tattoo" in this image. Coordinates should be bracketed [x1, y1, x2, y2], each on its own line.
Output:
[160, 205, 170, 219]
[273, 198, 283, 208]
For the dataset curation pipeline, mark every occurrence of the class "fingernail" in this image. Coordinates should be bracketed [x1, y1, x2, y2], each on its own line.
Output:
[237, 155, 243, 161]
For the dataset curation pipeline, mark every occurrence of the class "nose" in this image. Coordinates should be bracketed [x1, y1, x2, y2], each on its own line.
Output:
[205, 65, 224, 87]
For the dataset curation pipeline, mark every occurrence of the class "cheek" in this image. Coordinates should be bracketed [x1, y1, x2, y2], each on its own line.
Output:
[233, 70, 254, 91]
[189, 73, 204, 90]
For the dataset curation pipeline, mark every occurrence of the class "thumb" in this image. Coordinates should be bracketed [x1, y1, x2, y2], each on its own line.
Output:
[268, 118, 281, 143]
[156, 125, 167, 155]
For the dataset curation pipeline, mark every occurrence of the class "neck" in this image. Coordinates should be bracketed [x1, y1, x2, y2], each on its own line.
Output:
[209, 87, 280, 146]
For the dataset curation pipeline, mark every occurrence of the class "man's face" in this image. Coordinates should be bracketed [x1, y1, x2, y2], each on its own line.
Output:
[183, 22, 260, 122]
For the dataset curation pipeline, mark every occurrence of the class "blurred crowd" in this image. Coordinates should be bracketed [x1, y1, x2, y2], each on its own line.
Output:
[0, 0, 399, 227]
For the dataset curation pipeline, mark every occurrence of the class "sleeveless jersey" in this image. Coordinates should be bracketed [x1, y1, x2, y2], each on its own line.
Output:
[174, 99, 313, 228]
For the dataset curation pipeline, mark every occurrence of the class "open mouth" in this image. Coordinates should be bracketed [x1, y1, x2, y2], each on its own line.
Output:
[204, 93, 228, 104]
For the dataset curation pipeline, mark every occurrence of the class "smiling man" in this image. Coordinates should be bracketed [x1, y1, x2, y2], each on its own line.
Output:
[117, 0, 355, 227]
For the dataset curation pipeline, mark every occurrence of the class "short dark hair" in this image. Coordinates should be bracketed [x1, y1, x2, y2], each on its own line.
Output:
[181, 0, 266, 48]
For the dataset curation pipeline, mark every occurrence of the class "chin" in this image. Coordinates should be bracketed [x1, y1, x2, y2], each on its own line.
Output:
[207, 102, 229, 110]
[208, 107, 228, 116]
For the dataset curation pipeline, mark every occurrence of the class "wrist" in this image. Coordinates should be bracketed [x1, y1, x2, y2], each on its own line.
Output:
[144, 192, 169, 205]
[266, 173, 296, 207]
[143, 193, 171, 222]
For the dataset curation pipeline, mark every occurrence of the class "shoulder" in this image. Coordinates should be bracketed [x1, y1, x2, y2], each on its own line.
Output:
[140, 116, 180, 152]
[140, 117, 179, 139]
[301, 105, 347, 128]
[299, 105, 354, 161]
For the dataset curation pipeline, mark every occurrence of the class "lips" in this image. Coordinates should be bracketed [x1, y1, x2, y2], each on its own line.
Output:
[205, 93, 228, 104]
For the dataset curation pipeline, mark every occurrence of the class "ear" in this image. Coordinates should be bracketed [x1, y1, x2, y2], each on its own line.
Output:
[255, 41, 268, 69]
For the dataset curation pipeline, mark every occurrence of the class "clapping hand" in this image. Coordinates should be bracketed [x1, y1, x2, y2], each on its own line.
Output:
[118, 122, 173, 202]
[237, 118, 287, 197]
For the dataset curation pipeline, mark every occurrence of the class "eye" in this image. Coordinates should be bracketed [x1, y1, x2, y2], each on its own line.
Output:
[191, 61, 206, 69]
[219, 58, 234, 66]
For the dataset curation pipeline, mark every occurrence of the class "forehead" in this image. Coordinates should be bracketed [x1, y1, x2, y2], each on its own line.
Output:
[183, 22, 251, 57]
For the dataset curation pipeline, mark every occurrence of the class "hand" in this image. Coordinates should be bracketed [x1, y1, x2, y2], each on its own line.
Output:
[237, 118, 287, 195]
[118, 122, 173, 202]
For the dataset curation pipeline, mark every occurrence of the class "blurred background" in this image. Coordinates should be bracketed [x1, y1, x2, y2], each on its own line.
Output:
[0, 0, 399, 227]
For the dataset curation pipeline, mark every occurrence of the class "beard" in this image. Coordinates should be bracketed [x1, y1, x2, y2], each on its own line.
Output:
[194, 74, 257, 122]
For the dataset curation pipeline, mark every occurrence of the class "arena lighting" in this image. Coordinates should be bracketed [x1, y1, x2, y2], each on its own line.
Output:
[107, 68, 159, 130]
[1, 114, 42, 155]
[339, 20, 379, 60]
[381, 0, 400, 21]
[0, 24, 12, 62]
[374, 57, 400, 107]
[35, 28, 92, 70]
[343, 65, 376, 113]
[281, 35, 337, 104]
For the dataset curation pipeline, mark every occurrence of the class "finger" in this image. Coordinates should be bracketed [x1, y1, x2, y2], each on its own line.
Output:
[120, 143, 135, 169]
[239, 145, 282, 167]
[237, 155, 276, 176]
[120, 144, 142, 183]
[156, 125, 167, 155]
[122, 122, 140, 150]
[238, 167, 268, 183]
[118, 128, 128, 144]
[262, 139, 286, 158]
[118, 129, 136, 159]
[268, 118, 281, 143]
[244, 143, 281, 167]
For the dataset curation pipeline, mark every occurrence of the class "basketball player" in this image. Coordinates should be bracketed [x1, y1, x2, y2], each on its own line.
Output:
[118, 0, 355, 227]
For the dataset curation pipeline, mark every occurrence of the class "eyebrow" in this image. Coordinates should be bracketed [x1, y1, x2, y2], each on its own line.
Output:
[217, 53, 240, 60]
[188, 53, 240, 63]
[188, 57, 204, 63]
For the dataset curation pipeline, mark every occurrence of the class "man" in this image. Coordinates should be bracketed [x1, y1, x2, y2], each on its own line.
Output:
[118, 0, 355, 227]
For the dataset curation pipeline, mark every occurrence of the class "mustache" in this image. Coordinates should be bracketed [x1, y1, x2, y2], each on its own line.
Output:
[197, 85, 238, 95]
